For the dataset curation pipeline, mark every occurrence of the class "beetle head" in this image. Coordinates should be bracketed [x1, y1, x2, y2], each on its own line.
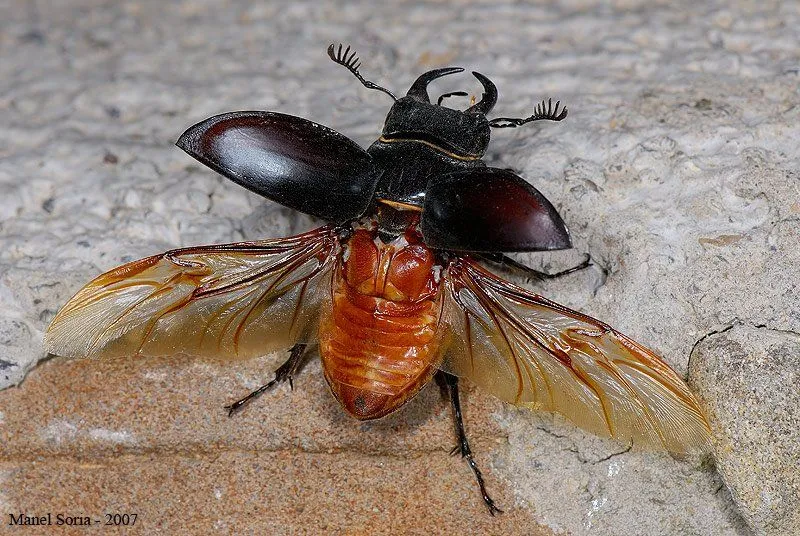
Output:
[380, 68, 496, 159]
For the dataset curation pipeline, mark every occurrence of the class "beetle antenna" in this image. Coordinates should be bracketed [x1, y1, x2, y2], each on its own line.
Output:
[436, 91, 469, 106]
[488, 98, 568, 128]
[328, 43, 398, 101]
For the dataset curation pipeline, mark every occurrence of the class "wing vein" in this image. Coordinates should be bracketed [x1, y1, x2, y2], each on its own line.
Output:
[47, 225, 339, 362]
[439, 257, 711, 454]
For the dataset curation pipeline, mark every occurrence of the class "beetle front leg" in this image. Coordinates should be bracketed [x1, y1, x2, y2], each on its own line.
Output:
[224, 343, 308, 417]
[436, 370, 503, 516]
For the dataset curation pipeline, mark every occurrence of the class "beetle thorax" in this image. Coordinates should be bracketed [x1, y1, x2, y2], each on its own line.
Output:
[380, 97, 491, 160]
[342, 227, 439, 302]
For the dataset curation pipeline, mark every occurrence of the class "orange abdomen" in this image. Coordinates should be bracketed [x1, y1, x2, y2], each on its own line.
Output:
[319, 228, 444, 420]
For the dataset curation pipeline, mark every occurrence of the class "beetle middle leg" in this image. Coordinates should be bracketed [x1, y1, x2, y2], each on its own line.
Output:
[224, 343, 308, 417]
[481, 252, 591, 280]
[436, 370, 503, 516]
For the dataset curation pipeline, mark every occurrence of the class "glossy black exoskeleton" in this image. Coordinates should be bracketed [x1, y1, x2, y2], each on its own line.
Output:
[176, 43, 571, 253]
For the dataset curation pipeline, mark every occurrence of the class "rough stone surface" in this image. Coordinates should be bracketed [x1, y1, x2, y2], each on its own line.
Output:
[1, 0, 798, 534]
[691, 325, 800, 536]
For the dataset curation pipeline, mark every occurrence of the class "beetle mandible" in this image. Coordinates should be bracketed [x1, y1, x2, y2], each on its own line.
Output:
[45, 44, 712, 515]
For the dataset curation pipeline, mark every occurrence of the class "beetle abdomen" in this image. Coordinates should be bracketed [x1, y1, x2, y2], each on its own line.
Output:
[319, 227, 443, 420]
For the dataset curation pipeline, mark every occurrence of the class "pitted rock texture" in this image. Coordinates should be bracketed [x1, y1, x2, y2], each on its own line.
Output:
[1, 1, 798, 534]
[691, 325, 800, 535]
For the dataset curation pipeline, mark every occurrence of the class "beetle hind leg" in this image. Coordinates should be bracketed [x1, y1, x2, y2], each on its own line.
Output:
[481, 252, 592, 280]
[224, 343, 308, 417]
[437, 371, 503, 516]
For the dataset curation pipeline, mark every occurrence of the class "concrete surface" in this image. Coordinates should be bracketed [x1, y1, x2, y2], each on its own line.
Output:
[1, 0, 798, 534]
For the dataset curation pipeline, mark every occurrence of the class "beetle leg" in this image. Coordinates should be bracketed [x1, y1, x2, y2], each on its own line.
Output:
[437, 370, 503, 516]
[480, 252, 591, 280]
[224, 343, 308, 417]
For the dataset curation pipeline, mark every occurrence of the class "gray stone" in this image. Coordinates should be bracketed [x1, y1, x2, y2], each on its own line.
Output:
[690, 325, 800, 536]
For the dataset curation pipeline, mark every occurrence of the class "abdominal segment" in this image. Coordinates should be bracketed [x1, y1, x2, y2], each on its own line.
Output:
[318, 227, 444, 420]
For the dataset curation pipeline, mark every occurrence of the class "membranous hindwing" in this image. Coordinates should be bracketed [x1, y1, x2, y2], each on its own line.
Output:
[440, 257, 712, 454]
[45, 226, 339, 361]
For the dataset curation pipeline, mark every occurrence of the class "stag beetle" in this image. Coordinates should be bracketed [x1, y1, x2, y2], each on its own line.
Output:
[46, 44, 712, 515]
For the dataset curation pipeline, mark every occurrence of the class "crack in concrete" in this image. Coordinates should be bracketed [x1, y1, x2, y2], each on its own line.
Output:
[689, 320, 800, 361]
[535, 425, 633, 465]
[689, 322, 738, 359]
[535, 425, 570, 440]
[592, 444, 632, 464]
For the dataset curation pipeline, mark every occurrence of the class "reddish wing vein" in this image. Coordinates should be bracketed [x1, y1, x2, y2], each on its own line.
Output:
[45, 225, 339, 361]
[441, 257, 711, 454]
